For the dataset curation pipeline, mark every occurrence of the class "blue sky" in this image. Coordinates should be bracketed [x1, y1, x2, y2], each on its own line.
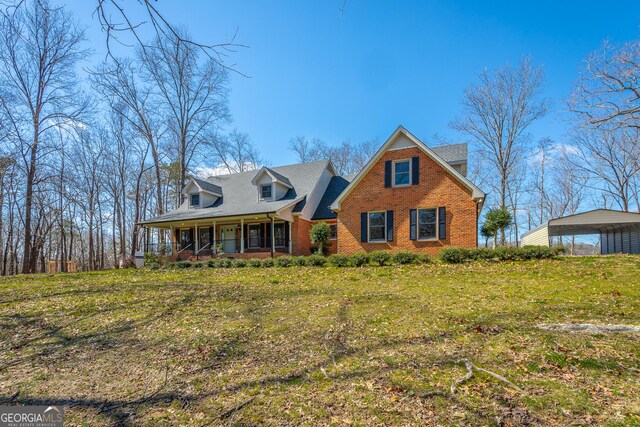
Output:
[66, 0, 640, 166]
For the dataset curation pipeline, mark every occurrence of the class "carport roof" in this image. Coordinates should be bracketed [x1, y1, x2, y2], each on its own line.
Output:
[547, 209, 640, 236]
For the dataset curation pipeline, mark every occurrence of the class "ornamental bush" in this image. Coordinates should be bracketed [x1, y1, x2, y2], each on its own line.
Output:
[438, 247, 467, 264]
[328, 254, 351, 267]
[261, 258, 274, 268]
[207, 259, 220, 268]
[370, 250, 391, 266]
[233, 259, 247, 268]
[306, 254, 327, 266]
[292, 256, 307, 267]
[467, 247, 494, 261]
[275, 256, 293, 267]
[493, 246, 520, 261]
[218, 258, 233, 268]
[247, 258, 262, 267]
[392, 251, 416, 265]
[350, 252, 369, 267]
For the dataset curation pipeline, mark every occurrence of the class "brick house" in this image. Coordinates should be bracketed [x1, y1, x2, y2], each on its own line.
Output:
[140, 126, 485, 260]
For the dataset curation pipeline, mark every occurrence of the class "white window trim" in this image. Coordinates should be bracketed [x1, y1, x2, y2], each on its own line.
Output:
[259, 184, 273, 200]
[367, 211, 387, 243]
[392, 159, 411, 188]
[417, 207, 438, 241]
[248, 224, 261, 249]
[190, 193, 200, 208]
[329, 224, 337, 241]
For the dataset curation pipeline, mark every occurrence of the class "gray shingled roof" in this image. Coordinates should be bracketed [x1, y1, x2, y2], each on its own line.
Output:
[312, 176, 351, 220]
[193, 177, 222, 195]
[431, 143, 467, 164]
[140, 160, 331, 225]
[264, 167, 292, 187]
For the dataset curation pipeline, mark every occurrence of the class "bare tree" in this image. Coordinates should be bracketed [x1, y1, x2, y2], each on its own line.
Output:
[570, 40, 640, 129]
[288, 136, 378, 175]
[142, 31, 230, 203]
[94, 0, 245, 73]
[572, 126, 640, 212]
[92, 59, 166, 217]
[0, 0, 88, 273]
[210, 130, 260, 174]
[451, 57, 550, 244]
[549, 145, 588, 253]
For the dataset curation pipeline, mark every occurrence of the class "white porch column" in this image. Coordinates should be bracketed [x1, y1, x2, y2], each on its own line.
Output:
[288, 221, 292, 254]
[271, 217, 275, 254]
[240, 219, 245, 253]
[195, 224, 199, 253]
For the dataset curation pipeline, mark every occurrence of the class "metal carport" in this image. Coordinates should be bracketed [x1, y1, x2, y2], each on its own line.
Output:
[521, 209, 640, 254]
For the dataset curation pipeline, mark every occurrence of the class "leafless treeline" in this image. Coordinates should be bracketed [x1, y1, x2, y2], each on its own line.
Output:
[454, 50, 640, 248]
[0, 0, 253, 274]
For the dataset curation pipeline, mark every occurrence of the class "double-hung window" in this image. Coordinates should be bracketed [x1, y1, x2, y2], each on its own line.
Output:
[368, 211, 386, 242]
[260, 184, 272, 199]
[274, 223, 286, 247]
[248, 224, 261, 248]
[393, 159, 411, 187]
[329, 224, 337, 240]
[418, 208, 437, 240]
[190, 194, 200, 208]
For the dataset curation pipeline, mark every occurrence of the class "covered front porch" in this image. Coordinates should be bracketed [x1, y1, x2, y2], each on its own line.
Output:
[143, 213, 293, 260]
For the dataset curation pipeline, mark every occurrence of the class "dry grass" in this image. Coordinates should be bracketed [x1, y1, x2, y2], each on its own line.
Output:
[0, 256, 639, 426]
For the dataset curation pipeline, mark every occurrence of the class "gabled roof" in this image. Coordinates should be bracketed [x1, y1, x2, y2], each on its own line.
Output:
[330, 126, 485, 211]
[181, 177, 223, 196]
[140, 160, 331, 225]
[312, 175, 352, 220]
[251, 166, 293, 188]
[431, 143, 467, 165]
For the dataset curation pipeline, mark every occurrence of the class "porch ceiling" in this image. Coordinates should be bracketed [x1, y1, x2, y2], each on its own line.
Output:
[142, 213, 288, 229]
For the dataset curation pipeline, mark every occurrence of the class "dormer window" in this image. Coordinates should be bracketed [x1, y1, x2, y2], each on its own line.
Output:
[260, 184, 272, 200]
[190, 194, 200, 208]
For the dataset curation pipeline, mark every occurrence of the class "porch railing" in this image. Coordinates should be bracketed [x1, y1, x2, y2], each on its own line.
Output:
[145, 239, 290, 259]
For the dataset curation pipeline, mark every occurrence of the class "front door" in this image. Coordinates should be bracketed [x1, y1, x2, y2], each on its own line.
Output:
[221, 226, 237, 253]
[179, 229, 192, 250]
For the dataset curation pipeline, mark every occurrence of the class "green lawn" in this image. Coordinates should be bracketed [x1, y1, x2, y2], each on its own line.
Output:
[0, 256, 639, 426]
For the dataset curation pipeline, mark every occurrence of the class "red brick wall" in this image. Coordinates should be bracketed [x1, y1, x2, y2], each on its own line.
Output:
[292, 216, 313, 256]
[336, 146, 479, 256]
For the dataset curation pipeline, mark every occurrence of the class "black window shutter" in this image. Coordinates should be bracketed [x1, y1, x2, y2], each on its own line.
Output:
[189, 228, 194, 244]
[384, 160, 392, 188]
[361, 212, 368, 242]
[409, 209, 417, 240]
[438, 207, 447, 239]
[284, 221, 290, 246]
[209, 226, 214, 246]
[266, 222, 272, 248]
[387, 210, 394, 241]
[412, 156, 419, 185]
